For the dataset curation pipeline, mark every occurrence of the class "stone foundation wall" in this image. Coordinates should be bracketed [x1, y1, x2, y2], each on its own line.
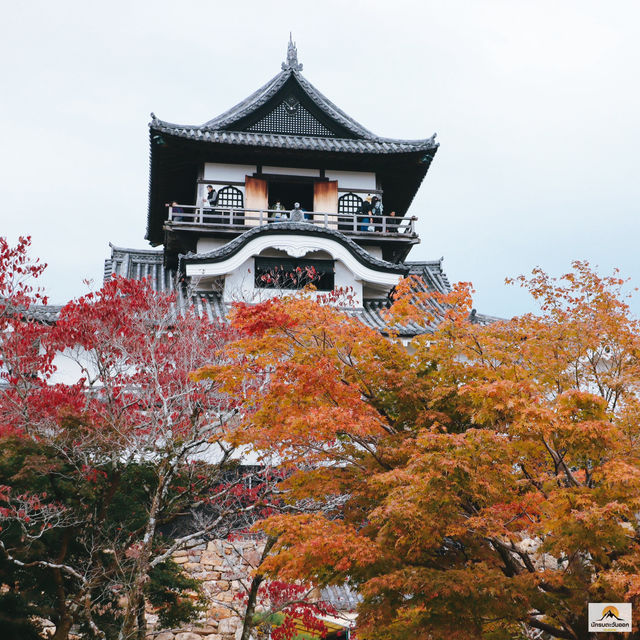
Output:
[147, 538, 265, 640]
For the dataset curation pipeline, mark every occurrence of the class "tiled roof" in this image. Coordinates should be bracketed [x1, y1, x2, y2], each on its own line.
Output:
[104, 243, 176, 292]
[150, 66, 438, 155]
[194, 67, 377, 139]
[32, 244, 495, 337]
[320, 584, 361, 612]
[358, 260, 454, 336]
[104, 244, 461, 337]
[150, 122, 437, 155]
[1, 302, 64, 325]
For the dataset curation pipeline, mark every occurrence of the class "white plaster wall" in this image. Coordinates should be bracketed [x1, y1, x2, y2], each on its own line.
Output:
[325, 169, 376, 190]
[196, 238, 228, 254]
[221, 256, 363, 305]
[366, 246, 383, 260]
[47, 350, 86, 385]
[199, 166, 378, 204]
[187, 234, 401, 303]
[258, 248, 332, 260]
[335, 260, 362, 302]
[223, 257, 255, 303]
[262, 166, 320, 177]
[203, 163, 256, 181]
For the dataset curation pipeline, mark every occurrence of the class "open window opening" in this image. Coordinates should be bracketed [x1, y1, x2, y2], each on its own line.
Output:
[255, 257, 334, 291]
[267, 181, 314, 211]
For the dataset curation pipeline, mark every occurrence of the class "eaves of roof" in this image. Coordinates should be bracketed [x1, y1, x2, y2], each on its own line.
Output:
[150, 123, 437, 155]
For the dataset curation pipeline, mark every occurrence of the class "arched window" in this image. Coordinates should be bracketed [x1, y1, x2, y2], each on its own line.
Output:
[338, 192, 363, 215]
[338, 192, 363, 231]
[217, 186, 244, 209]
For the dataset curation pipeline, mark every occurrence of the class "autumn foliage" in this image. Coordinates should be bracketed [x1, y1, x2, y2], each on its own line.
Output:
[3, 234, 640, 640]
[0, 239, 269, 640]
[196, 262, 640, 640]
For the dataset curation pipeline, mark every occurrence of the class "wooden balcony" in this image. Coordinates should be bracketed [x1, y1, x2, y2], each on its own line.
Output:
[164, 205, 417, 239]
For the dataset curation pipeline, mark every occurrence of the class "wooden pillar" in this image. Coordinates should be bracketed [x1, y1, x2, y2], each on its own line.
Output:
[313, 180, 338, 229]
[245, 176, 268, 227]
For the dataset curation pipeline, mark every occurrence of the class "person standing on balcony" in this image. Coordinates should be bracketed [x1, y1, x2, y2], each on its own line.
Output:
[205, 185, 218, 207]
[358, 195, 373, 231]
[387, 210, 400, 232]
[202, 185, 220, 224]
[271, 199, 286, 221]
[371, 195, 383, 231]
[166, 201, 185, 222]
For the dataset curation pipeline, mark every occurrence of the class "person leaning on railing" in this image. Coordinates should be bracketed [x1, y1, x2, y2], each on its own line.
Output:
[387, 210, 400, 232]
[166, 201, 185, 222]
[270, 200, 286, 222]
[203, 185, 223, 224]
[371, 195, 383, 230]
[358, 196, 373, 231]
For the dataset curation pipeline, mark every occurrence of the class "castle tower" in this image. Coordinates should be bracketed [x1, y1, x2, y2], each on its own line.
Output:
[106, 39, 455, 337]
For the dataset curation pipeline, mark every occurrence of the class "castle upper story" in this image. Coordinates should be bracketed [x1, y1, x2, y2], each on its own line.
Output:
[102, 39, 462, 336]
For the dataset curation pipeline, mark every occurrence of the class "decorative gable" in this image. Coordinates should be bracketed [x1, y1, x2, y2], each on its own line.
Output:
[245, 96, 336, 137]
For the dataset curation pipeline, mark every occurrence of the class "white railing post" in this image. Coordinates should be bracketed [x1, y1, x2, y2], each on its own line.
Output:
[168, 206, 173, 221]
[382, 216, 387, 233]
[324, 211, 328, 228]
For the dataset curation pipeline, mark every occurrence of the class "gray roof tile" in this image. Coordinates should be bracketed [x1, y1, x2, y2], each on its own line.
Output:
[34, 243, 496, 336]
[319, 584, 361, 611]
[151, 123, 437, 154]
[107, 243, 458, 337]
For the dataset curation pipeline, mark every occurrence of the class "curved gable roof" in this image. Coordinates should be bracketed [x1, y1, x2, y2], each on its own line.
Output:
[196, 68, 377, 139]
[150, 42, 437, 149]
[181, 222, 409, 275]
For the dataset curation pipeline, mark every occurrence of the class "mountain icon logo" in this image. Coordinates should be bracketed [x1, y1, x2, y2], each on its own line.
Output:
[589, 602, 632, 631]
[597, 606, 623, 621]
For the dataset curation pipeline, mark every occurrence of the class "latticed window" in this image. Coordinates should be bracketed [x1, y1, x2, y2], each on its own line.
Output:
[247, 100, 336, 137]
[217, 186, 243, 209]
[338, 192, 363, 215]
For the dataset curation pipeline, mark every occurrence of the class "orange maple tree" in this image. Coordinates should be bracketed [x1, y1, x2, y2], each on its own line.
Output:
[196, 265, 640, 640]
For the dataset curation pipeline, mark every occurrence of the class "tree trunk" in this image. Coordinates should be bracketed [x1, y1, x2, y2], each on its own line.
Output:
[51, 544, 72, 640]
[118, 472, 167, 640]
[51, 614, 73, 640]
[239, 536, 276, 640]
[136, 593, 147, 640]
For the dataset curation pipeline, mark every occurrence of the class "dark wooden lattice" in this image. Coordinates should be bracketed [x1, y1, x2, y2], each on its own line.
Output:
[217, 186, 244, 208]
[247, 101, 335, 137]
[338, 192, 363, 215]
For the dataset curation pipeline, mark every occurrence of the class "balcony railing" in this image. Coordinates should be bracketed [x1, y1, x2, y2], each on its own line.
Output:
[165, 205, 417, 237]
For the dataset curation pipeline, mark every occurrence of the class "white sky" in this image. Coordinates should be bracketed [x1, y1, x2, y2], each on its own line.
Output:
[1, 0, 639, 317]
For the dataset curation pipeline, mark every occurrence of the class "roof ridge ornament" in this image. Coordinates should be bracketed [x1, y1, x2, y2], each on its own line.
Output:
[281, 32, 303, 72]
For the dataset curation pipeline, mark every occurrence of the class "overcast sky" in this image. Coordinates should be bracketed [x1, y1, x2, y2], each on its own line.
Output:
[2, 0, 639, 317]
